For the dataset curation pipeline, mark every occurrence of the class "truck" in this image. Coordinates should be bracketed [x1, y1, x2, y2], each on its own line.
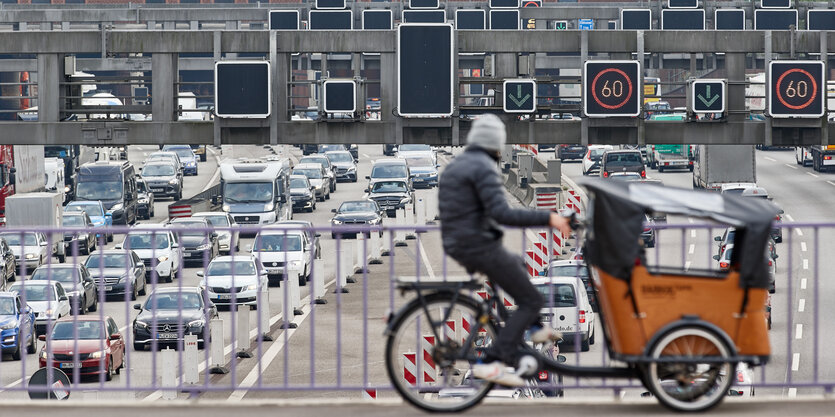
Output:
[809, 145, 835, 173]
[0, 145, 46, 225]
[219, 157, 292, 226]
[646, 144, 693, 172]
[692, 145, 756, 191]
[44, 158, 66, 204]
[44, 145, 95, 201]
[4, 192, 66, 262]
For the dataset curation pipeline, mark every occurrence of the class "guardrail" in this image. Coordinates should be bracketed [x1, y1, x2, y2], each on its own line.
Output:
[0, 221, 827, 402]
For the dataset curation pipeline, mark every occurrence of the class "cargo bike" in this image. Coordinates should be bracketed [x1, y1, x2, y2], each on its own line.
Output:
[384, 179, 779, 412]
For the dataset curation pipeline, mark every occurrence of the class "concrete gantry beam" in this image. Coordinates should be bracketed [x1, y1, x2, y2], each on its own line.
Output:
[0, 31, 100, 54]
[275, 30, 396, 54]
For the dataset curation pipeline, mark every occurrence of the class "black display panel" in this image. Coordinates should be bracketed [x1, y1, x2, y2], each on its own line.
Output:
[398, 25, 453, 117]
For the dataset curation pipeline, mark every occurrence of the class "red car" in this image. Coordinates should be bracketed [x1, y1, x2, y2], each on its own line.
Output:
[38, 316, 125, 381]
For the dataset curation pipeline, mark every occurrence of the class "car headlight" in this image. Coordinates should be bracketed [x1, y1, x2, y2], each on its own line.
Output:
[40, 350, 47, 359]
[347, 166, 356, 172]
[25, 253, 36, 260]
[45, 309, 54, 318]
[368, 218, 381, 225]
[187, 161, 196, 167]
[332, 219, 343, 225]
[197, 243, 211, 251]
[0, 321, 18, 330]
[264, 202, 274, 212]
[222, 204, 230, 212]
[246, 284, 258, 291]
[314, 184, 322, 190]
[134, 320, 148, 330]
[187, 319, 205, 328]
[217, 234, 230, 242]
[157, 255, 169, 262]
[169, 178, 179, 185]
[110, 203, 124, 212]
[89, 350, 105, 359]
[64, 186, 71, 193]
[400, 197, 411, 204]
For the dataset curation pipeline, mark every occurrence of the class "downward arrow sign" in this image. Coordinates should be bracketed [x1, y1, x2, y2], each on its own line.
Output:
[508, 84, 532, 107]
[697, 84, 720, 107]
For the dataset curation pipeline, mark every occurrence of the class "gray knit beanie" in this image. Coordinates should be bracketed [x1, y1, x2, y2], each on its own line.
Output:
[466, 114, 506, 153]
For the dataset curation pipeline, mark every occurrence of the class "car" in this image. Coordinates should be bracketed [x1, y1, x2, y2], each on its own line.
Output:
[330, 200, 384, 239]
[65, 200, 113, 242]
[38, 316, 125, 381]
[0, 238, 16, 285]
[135, 178, 155, 220]
[30, 264, 98, 315]
[599, 149, 645, 178]
[396, 144, 436, 165]
[9, 281, 70, 335]
[117, 226, 181, 283]
[556, 145, 587, 162]
[719, 182, 758, 195]
[383, 144, 397, 156]
[581, 145, 614, 176]
[0, 292, 36, 360]
[404, 156, 439, 189]
[132, 287, 217, 350]
[84, 250, 147, 301]
[62, 212, 97, 256]
[145, 151, 183, 174]
[609, 172, 644, 181]
[198, 256, 268, 308]
[169, 218, 219, 266]
[545, 260, 596, 312]
[298, 155, 337, 193]
[140, 161, 183, 200]
[0, 232, 51, 274]
[250, 227, 315, 287]
[713, 243, 733, 271]
[363, 180, 412, 218]
[288, 175, 316, 213]
[293, 163, 332, 202]
[641, 214, 656, 248]
[367, 158, 411, 191]
[318, 144, 357, 160]
[325, 150, 358, 183]
[162, 145, 199, 176]
[531, 276, 596, 351]
[714, 227, 735, 258]
[190, 144, 208, 162]
[191, 212, 240, 256]
[276, 220, 322, 261]
[739, 186, 783, 243]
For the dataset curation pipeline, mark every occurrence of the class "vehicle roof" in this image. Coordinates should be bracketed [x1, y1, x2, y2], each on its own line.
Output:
[55, 315, 110, 323]
[211, 255, 257, 262]
[289, 174, 309, 180]
[192, 212, 229, 217]
[604, 149, 641, 154]
[0, 292, 16, 298]
[171, 217, 209, 224]
[148, 151, 178, 157]
[741, 187, 769, 197]
[258, 228, 305, 236]
[373, 158, 407, 165]
[151, 286, 202, 294]
[276, 220, 314, 227]
[299, 155, 328, 160]
[129, 224, 171, 231]
[67, 200, 102, 206]
[33, 263, 80, 270]
[548, 259, 586, 268]
[88, 250, 130, 255]
[588, 145, 614, 150]
[62, 211, 87, 216]
[324, 150, 351, 155]
[529, 277, 581, 286]
[294, 163, 323, 170]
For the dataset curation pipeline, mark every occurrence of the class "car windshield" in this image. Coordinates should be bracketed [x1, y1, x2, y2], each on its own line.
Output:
[171, 222, 209, 237]
[147, 155, 175, 164]
[207, 261, 256, 276]
[0, 233, 38, 246]
[339, 202, 376, 213]
[76, 181, 122, 201]
[723, 248, 733, 261]
[50, 321, 105, 340]
[144, 292, 202, 310]
[299, 157, 329, 168]
[406, 157, 434, 168]
[199, 216, 229, 227]
[254, 234, 302, 252]
[66, 203, 104, 218]
[611, 173, 642, 181]
[294, 168, 322, 179]
[62, 215, 85, 227]
[399, 144, 431, 152]
[31, 268, 78, 284]
[326, 152, 353, 163]
[371, 164, 407, 178]
[535, 283, 577, 307]
[142, 164, 175, 176]
[0, 298, 14, 315]
[371, 181, 407, 193]
[224, 182, 274, 203]
[589, 149, 607, 159]
[290, 178, 309, 189]
[10, 284, 55, 302]
[126, 233, 169, 250]
[722, 188, 746, 195]
[165, 147, 194, 159]
[549, 265, 589, 279]
[85, 254, 128, 269]
[318, 145, 344, 153]
[606, 153, 641, 164]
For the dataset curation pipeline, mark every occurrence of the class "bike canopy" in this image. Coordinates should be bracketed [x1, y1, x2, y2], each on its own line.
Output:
[578, 178, 780, 289]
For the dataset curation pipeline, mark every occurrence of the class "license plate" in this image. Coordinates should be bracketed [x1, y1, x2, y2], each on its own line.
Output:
[187, 252, 201, 258]
[541, 315, 551, 322]
[216, 294, 232, 300]
[104, 286, 113, 291]
[60, 362, 79, 369]
[156, 333, 178, 340]
[151, 188, 163, 192]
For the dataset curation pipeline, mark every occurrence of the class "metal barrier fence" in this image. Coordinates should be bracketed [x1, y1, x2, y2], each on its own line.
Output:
[0, 221, 828, 400]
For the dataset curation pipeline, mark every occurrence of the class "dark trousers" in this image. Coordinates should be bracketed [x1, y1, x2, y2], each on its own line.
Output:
[452, 245, 544, 363]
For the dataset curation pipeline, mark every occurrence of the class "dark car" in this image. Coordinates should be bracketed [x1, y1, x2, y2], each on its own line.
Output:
[135, 178, 155, 220]
[141, 161, 182, 200]
[62, 212, 97, 256]
[556, 145, 587, 161]
[132, 287, 217, 350]
[289, 175, 316, 213]
[330, 201, 384, 239]
[169, 218, 219, 266]
[30, 264, 98, 315]
[383, 144, 397, 156]
[600, 150, 645, 179]
[365, 180, 412, 218]
[84, 250, 147, 301]
[325, 150, 358, 182]
[0, 292, 36, 360]
[0, 238, 16, 285]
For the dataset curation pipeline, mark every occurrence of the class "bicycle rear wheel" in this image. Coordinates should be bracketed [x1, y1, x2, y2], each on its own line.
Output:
[385, 293, 497, 412]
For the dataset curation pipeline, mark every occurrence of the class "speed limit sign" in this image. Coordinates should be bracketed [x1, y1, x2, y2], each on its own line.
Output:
[768, 61, 825, 118]
[583, 60, 641, 117]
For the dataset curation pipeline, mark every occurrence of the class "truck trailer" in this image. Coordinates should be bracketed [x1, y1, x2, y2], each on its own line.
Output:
[692, 145, 756, 191]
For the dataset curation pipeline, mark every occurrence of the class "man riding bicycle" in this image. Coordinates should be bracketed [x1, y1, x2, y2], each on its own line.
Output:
[438, 114, 572, 387]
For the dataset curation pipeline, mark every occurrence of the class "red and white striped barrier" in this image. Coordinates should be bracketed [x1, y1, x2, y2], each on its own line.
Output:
[403, 352, 417, 386]
[535, 192, 558, 210]
[567, 189, 582, 214]
[421, 335, 437, 384]
[461, 315, 472, 346]
[444, 319, 457, 343]
[538, 230, 563, 257]
[168, 204, 193, 219]
[524, 250, 538, 277]
[362, 389, 376, 400]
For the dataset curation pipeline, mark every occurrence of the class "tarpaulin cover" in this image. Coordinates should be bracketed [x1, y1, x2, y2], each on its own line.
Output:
[579, 178, 780, 289]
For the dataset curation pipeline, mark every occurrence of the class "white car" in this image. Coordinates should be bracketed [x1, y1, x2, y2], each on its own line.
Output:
[250, 227, 313, 287]
[719, 183, 758, 195]
[531, 276, 596, 351]
[192, 212, 240, 255]
[9, 281, 70, 335]
[0, 232, 51, 273]
[198, 256, 267, 308]
[117, 226, 182, 283]
[396, 144, 437, 165]
[582, 145, 614, 176]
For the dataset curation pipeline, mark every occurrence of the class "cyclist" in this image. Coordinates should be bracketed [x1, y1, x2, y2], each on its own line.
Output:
[438, 114, 572, 387]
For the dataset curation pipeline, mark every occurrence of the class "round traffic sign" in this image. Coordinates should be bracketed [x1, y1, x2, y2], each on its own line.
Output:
[774, 68, 818, 111]
[591, 68, 634, 110]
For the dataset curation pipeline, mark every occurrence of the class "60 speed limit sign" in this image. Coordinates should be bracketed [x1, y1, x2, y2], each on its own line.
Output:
[583, 60, 641, 117]
[768, 61, 825, 118]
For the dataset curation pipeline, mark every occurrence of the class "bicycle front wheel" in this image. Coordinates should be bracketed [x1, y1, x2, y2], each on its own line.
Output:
[385, 293, 497, 412]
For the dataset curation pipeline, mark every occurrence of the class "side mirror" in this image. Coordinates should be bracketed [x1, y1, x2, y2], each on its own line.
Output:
[365, 175, 371, 180]
[196, 271, 204, 277]
[211, 232, 218, 239]
[172, 243, 179, 248]
[23, 306, 31, 314]
[712, 255, 720, 261]
[114, 245, 122, 249]
[310, 186, 315, 191]
[133, 303, 142, 310]
[714, 236, 722, 242]
[314, 233, 321, 238]
[38, 335, 46, 341]
[59, 295, 68, 302]
[110, 333, 122, 340]
[773, 254, 779, 259]
[331, 209, 337, 213]
[39, 241, 48, 247]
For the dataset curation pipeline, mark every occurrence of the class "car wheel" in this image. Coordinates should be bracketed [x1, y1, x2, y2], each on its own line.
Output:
[105, 358, 113, 381]
[115, 357, 122, 375]
[27, 330, 36, 354]
[351, 177, 357, 183]
[134, 342, 144, 351]
[299, 274, 306, 287]
[139, 277, 147, 296]
[131, 285, 137, 301]
[589, 327, 595, 345]
[89, 296, 98, 312]
[166, 270, 174, 284]
[80, 295, 88, 315]
[107, 234, 113, 243]
[581, 337, 590, 352]
[11, 341, 21, 360]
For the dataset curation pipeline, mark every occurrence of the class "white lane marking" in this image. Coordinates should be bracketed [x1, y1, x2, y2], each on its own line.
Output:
[784, 164, 798, 170]
[788, 388, 797, 398]
[796, 324, 803, 340]
[201, 146, 222, 193]
[684, 261, 691, 271]
[764, 157, 777, 162]
[687, 218, 695, 224]
[803, 259, 809, 270]
[362, 153, 370, 159]
[798, 299, 806, 313]
[688, 244, 695, 255]
[785, 214, 795, 222]
[801, 242, 807, 252]
[791, 353, 800, 371]
[417, 234, 437, 280]
[828, 181, 835, 187]
[796, 229, 803, 237]
[690, 230, 696, 238]
[807, 172, 819, 178]
[801, 279, 807, 290]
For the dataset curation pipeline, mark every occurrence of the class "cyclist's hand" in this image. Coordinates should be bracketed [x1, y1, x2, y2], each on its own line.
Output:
[549, 212, 572, 237]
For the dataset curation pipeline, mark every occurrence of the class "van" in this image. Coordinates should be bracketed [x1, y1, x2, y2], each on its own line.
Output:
[531, 276, 596, 351]
[599, 149, 645, 179]
[75, 161, 138, 225]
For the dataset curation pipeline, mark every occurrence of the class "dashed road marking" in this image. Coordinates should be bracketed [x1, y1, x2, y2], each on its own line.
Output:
[785, 214, 795, 222]
[803, 259, 809, 270]
[684, 261, 691, 271]
[796, 324, 803, 340]
[788, 388, 798, 398]
[690, 230, 696, 238]
[799, 299, 806, 313]
[784, 164, 798, 170]
[828, 181, 835, 187]
[801, 242, 807, 252]
[688, 244, 695, 255]
[801, 279, 807, 290]
[807, 172, 819, 178]
[796, 229, 803, 237]
[764, 156, 777, 162]
[792, 353, 800, 371]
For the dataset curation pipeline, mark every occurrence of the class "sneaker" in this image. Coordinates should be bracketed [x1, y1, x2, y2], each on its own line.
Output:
[531, 327, 563, 344]
[471, 362, 525, 387]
